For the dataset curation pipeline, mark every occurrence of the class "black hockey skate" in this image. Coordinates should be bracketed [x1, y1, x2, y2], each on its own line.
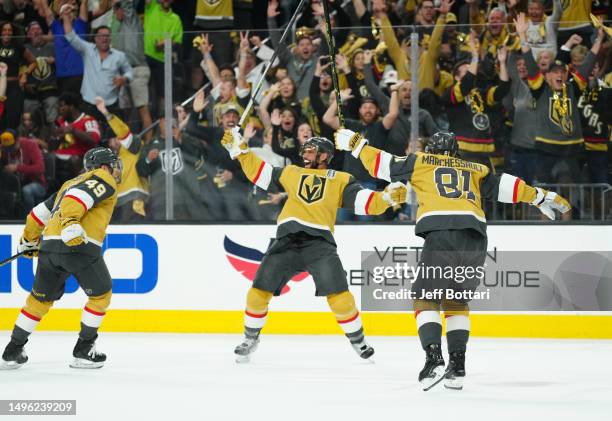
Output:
[0, 341, 28, 370]
[418, 344, 445, 391]
[70, 337, 106, 369]
[234, 337, 259, 363]
[351, 339, 375, 360]
[444, 351, 466, 390]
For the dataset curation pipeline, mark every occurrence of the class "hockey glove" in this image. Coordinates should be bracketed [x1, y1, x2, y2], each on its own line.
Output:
[382, 182, 409, 207]
[60, 220, 88, 247]
[531, 187, 571, 220]
[221, 127, 249, 159]
[334, 129, 368, 158]
[18, 236, 39, 258]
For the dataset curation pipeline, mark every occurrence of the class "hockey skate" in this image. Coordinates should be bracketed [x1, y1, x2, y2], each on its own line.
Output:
[418, 343, 446, 391]
[444, 351, 466, 390]
[0, 341, 28, 370]
[70, 337, 106, 369]
[351, 339, 375, 360]
[234, 337, 259, 363]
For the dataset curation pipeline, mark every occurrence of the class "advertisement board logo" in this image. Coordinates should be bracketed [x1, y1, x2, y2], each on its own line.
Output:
[0, 234, 158, 294]
[223, 236, 309, 294]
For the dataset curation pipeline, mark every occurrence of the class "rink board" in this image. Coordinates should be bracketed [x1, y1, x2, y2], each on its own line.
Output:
[0, 224, 611, 338]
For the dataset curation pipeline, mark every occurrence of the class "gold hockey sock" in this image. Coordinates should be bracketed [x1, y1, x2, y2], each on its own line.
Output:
[11, 294, 53, 346]
[79, 291, 111, 341]
[327, 291, 365, 344]
[244, 288, 272, 339]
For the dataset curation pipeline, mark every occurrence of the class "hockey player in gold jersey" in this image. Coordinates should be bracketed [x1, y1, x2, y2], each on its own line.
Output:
[335, 128, 571, 390]
[1, 147, 122, 370]
[221, 127, 408, 362]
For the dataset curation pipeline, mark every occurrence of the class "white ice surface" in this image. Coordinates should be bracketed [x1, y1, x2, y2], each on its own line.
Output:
[1, 333, 610, 421]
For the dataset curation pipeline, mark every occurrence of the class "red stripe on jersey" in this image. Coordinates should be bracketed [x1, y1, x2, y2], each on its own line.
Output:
[584, 137, 608, 143]
[512, 177, 520, 203]
[252, 162, 265, 185]
[65, 195, 87, 212]
[84, 306, 105, 316]
[338, 312, 360, 324]
[245, 310, 267, 319]
[414, 310, 421, 318]
[374, 152, 381, 178]
[21, 309, 41, 321]
[364, 192, 375, 215]
[527, 73, 542, 81]
[30, 211, 44, 227]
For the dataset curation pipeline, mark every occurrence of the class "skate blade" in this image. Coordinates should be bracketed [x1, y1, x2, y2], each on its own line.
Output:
[0, 360, 25, 370]
[420, 366, 446, 391]
[444, 376, 464, 390]
[235, 354, 251, 364]
[69, 358, 104, 369]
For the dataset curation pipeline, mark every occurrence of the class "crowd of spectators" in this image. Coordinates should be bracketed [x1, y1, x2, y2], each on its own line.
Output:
[0, 0, 610, 222]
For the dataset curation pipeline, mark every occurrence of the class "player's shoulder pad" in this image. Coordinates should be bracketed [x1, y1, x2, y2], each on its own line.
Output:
[90, 168, 118, 191]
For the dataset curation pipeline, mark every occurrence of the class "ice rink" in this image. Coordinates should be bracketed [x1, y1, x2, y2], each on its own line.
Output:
[1, 332, 610, 421]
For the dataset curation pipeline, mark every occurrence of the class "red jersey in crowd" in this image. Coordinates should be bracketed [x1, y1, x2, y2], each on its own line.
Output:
[55, 113, 101, 158]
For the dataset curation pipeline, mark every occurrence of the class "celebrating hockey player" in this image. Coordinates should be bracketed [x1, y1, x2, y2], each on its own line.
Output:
[221, 127, 408, 362]
[335, 129, 571, 390]
[1, 147, 122, 370]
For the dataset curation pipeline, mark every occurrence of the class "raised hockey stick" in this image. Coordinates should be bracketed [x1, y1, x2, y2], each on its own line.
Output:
[321, 0, 345, 128]
[0, 251, 26, 267]
[237, 0, 309, 128]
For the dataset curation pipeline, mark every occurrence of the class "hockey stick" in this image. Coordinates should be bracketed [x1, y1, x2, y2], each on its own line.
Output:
[137, 82, 212, 138]
[321, 0, 345, 128]
[238, 0, 309, 128]
[0, 251, 26, 267]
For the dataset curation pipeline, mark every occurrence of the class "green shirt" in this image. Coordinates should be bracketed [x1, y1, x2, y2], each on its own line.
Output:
[143, 1, 183, 63]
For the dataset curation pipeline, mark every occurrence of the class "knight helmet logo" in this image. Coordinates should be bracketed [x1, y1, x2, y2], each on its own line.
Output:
[297, 174, 327, 204]
[223, 236, 309, 295]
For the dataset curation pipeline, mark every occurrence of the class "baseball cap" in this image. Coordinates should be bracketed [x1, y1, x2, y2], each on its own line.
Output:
[361, 97, 378, 106]
[446, 12, 458, 24]
[549, 60, 569, 72]
[222, 103, 241, 116]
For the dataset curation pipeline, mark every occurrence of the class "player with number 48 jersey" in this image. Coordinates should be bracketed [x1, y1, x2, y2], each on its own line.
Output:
[1, 147, 122, 371]
[335, 128, 571, 391]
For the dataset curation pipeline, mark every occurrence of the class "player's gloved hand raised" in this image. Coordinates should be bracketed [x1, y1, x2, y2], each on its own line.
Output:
[18, 236, 39, 258]
[334, 129, 368, 158]
[531, 187, 571, 220]
[382, 182, 409, 207]
[221, 127, 249, 159]
[60, 220, 88, 247]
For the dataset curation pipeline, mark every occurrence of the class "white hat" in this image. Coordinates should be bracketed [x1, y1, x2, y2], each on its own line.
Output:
[379, 65, 399, 88]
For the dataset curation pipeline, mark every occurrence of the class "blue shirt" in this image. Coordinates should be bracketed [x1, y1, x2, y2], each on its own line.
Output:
[66, 30, 134, 106]
[50, 18, 87, 78]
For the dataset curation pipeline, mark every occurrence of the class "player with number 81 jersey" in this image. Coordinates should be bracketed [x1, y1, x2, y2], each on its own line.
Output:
[335, 128, 571, 391]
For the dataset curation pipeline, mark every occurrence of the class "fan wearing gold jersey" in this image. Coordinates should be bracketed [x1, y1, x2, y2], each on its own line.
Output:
[1, 147, 122, 371]
[95, 97, 148, 221]
[335, 128, 570, 391]
[221, 127, 408, 363]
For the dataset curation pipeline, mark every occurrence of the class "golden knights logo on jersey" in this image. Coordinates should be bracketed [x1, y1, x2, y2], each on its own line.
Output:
[33, 57, 52, 81]
[298, 174, 327, 204]
[548, 97, 574, 135]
